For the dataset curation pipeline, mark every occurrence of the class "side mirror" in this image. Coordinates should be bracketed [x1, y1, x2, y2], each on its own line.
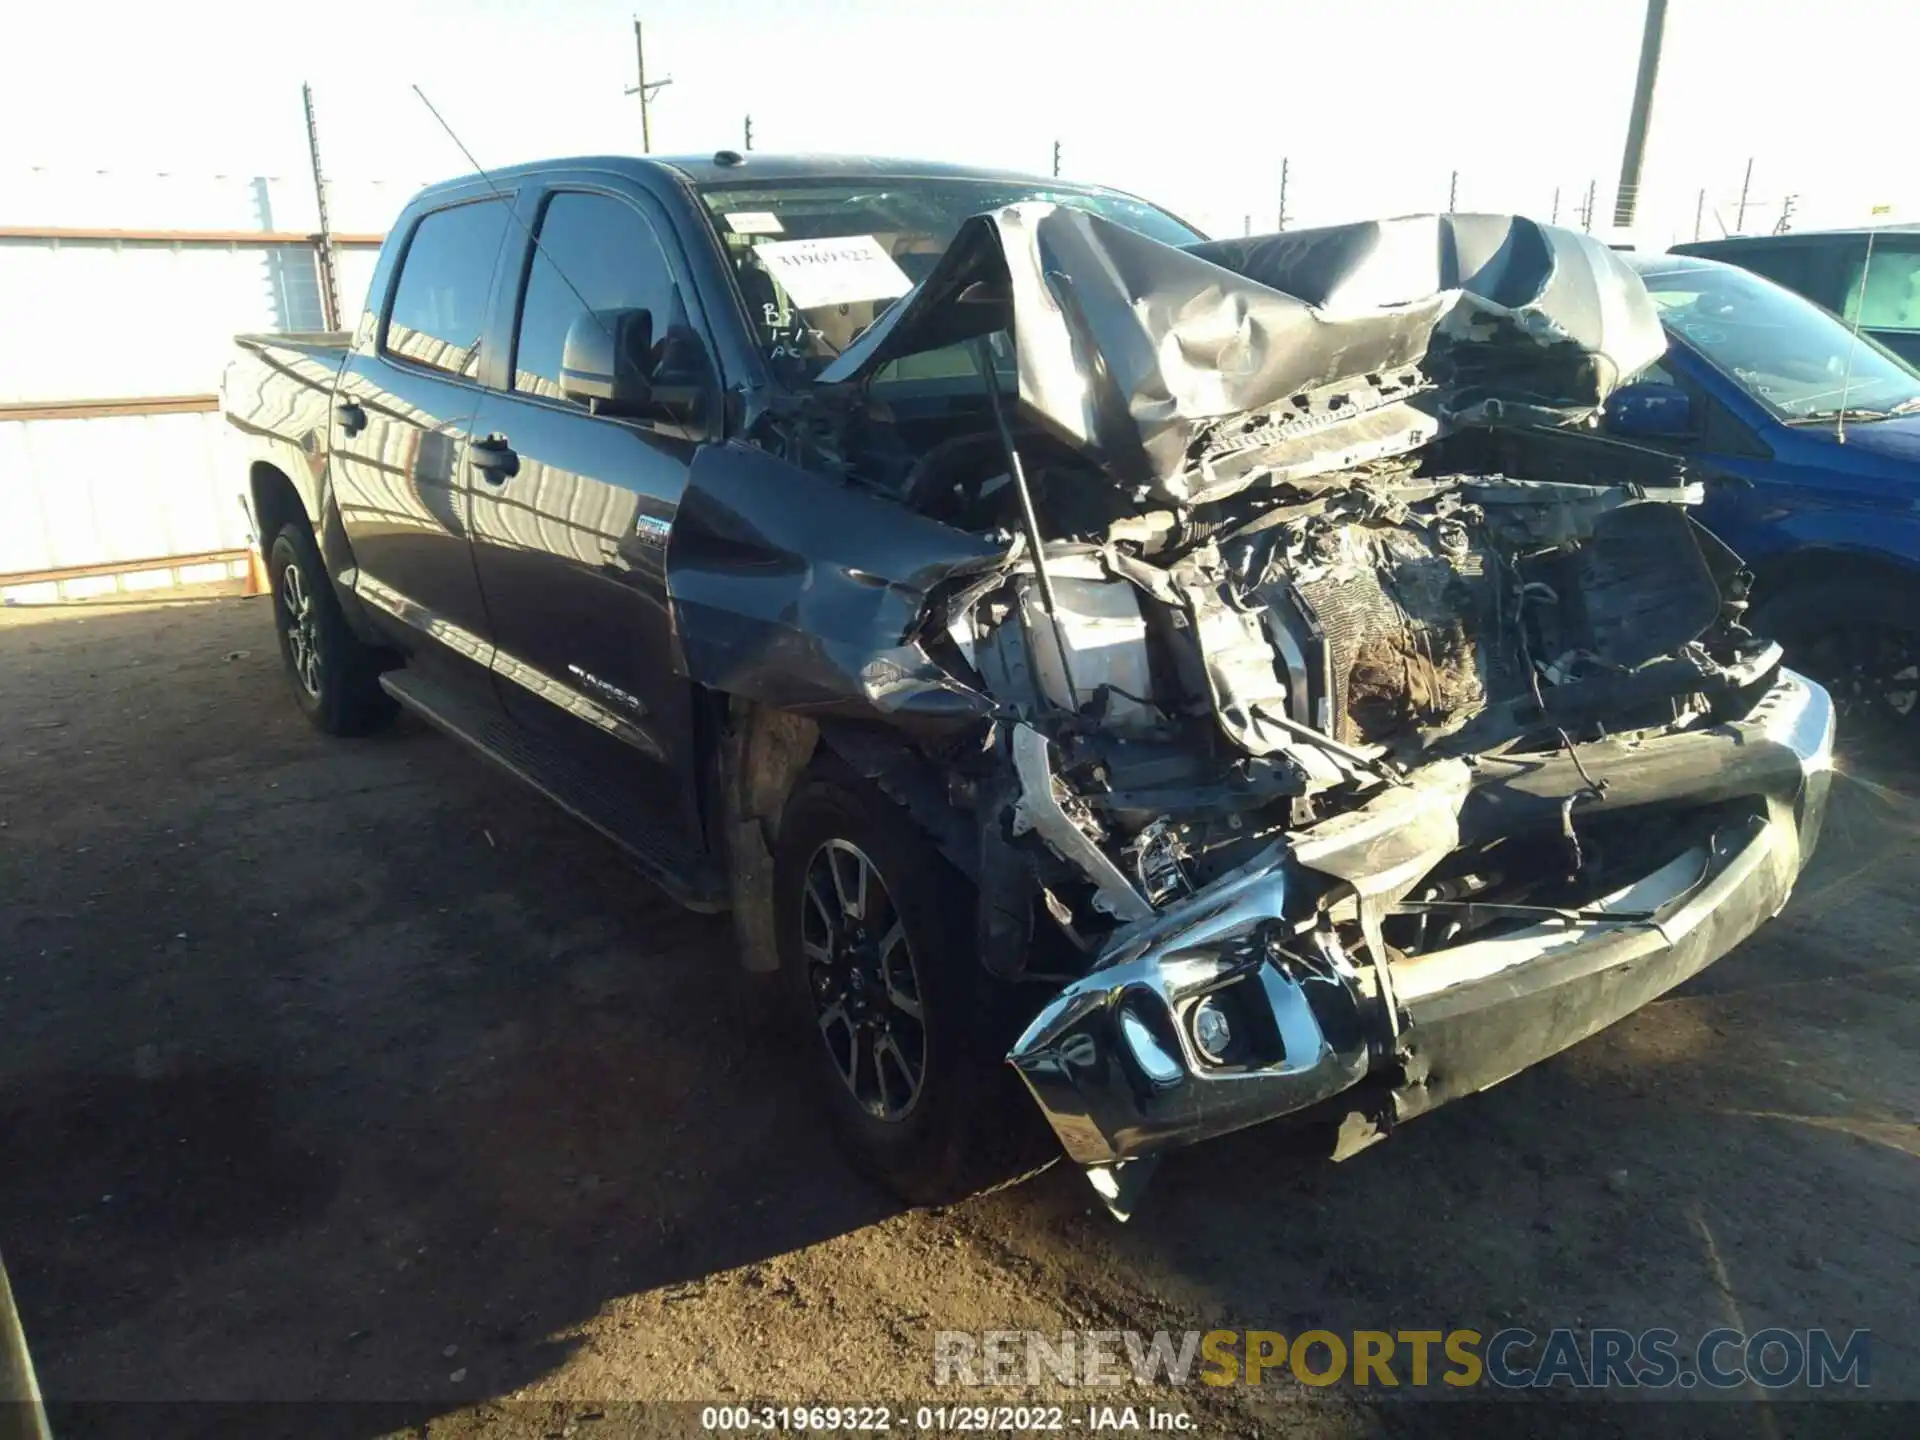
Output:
[560, 307, 653, 415]
[1605, 379, 1694, 440]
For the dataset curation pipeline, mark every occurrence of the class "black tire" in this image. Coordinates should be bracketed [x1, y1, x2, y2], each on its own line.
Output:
[773, 759, 1047, 1206]
[267, 521, 396, 736]
[1754, 575, 1919, 764]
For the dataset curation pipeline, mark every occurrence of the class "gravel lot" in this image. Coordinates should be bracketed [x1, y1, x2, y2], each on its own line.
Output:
[3, 594, 1918, 1438]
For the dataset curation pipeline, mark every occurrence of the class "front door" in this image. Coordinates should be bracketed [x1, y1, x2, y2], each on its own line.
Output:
[465, 184, 713, 839]
[331, 195, 513, 696]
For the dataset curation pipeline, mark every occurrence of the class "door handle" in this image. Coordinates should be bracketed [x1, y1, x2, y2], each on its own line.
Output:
[335, 398, 368, 438]
[470, 434, 519, 481]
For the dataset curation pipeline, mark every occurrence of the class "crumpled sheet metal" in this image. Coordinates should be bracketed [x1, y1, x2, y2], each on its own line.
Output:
[666, 441, 1005, 730]
[822, 207, 1667, 503]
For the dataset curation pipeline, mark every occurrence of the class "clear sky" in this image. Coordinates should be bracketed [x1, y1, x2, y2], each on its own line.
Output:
[6, 0, 1914, 243]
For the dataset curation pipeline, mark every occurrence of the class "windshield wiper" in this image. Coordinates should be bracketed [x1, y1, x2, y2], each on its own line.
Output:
[1786, 406, 1897, 425]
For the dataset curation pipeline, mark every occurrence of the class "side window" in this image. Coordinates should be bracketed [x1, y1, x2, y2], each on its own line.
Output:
[383, 199, 511, 378]
[512, 191, 679, 404]
[1841, 246, 1920, 333]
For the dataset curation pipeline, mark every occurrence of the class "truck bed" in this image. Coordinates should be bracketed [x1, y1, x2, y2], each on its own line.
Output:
[222, 331, 351, 452]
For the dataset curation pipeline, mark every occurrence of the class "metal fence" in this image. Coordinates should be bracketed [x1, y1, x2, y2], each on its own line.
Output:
[0, 168, 405, 599]
[1209, 158, 1867, 248]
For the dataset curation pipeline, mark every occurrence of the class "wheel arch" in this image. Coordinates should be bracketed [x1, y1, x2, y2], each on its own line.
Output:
[248, 459, 384, 645]
[715, 698, 822, 973]
[1749, 544, 1920, 612]
[710, 699, 981, 973]
[248, 461, 311, 557]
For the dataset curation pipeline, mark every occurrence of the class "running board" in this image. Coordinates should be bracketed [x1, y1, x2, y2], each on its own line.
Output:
[380, 670, 727, 912]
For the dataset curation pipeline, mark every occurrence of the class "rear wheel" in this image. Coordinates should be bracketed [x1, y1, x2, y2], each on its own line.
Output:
[268, 521, 396, 736]
[773, 760, 1048, 1205]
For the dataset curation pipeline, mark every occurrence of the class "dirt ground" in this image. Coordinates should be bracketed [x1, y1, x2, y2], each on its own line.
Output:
[3, 595, 1918, 1439]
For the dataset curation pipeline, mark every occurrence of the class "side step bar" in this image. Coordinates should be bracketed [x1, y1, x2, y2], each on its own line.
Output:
[381, 671, 727, 913]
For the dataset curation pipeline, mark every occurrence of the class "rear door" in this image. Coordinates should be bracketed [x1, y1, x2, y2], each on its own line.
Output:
[331, 194, 512, 697]
[464, 182, 716, 839]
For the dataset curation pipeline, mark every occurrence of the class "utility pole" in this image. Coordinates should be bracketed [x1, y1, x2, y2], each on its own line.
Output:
[1581, 179, 1596, 232]
[1735, 157, 1754, 232]
[624, 19, 673, 153]
[1550, 186, 1560, 225]
[1243, 215, 1251, 237]
[1051, 140, 1061, 178]
[1611, 0, 1667, 227]
[743, 114, 753, 151]
[302, 83, 340, 333]
[1693, 187, 1705, 241]
[1774, 193, 1798, 234]
[1448, 169, 1458, 213]
[1277, 156, 1290, 231]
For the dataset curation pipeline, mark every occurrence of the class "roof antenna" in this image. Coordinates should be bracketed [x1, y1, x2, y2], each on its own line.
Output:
[1834, 220, 1882, 446]
[410, 85, 608, 346]
[412, 84, 513, 205]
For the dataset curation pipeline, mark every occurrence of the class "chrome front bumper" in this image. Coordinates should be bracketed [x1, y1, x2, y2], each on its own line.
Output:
[1005, 856, 1372, 1172]
[1007, 669, 1835, 1193]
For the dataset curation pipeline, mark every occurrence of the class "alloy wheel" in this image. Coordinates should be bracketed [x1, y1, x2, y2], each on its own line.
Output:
[799, 839, 928, 1122]
[281, 561, 322, 698]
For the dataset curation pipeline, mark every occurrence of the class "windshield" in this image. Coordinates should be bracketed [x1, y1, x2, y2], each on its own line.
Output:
[1639, 261, 1920, 421]
[697, 177, 1203, 387]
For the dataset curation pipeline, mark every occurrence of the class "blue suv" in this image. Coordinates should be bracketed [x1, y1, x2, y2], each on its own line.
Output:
[1606, 252, 1920, 737]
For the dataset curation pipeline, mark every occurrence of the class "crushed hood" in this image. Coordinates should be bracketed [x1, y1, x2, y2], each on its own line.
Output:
[818, 206, 1666, 504]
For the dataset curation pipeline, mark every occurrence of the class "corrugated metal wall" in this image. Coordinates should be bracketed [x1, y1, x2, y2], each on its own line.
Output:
[0, 168, 408, 593]
[0, 411, 234, 575]
[0, 241, 358, 402]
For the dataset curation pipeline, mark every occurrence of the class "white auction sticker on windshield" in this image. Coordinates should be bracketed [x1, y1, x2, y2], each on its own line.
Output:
[753, 235, 912, 310]
[725, 211, 783, 235]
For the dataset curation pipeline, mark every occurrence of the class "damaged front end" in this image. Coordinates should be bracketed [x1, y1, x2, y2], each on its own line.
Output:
[670, 206, 1835, 1214]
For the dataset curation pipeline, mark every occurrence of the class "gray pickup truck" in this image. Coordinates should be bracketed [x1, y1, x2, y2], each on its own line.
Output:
[223, 152, 1833, 1214]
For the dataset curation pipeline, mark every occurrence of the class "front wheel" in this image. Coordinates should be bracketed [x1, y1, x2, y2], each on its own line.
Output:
[1755, 576, 1918, 768]
[773, 761, 1047, 1205]
[267, 522, 396, 736]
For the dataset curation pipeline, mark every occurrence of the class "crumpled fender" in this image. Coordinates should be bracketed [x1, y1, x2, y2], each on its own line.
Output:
[665, 439, 1006, 735]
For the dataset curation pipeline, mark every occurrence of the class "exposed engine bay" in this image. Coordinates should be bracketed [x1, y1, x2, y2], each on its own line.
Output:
[669, 208, 1829, 1211]
[815, 396, 1774, 969]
